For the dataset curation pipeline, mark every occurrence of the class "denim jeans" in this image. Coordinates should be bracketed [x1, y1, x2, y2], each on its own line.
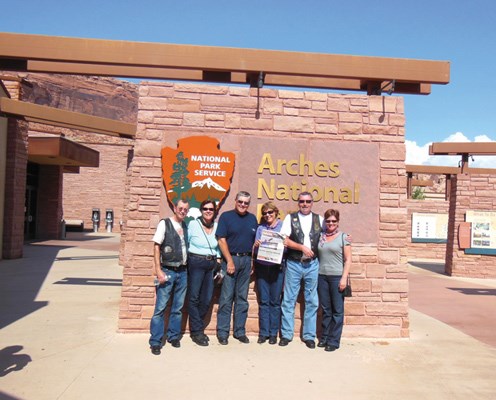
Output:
[216, 255, 251, 339]
[318, 274, 345, 348]
[188, 256, 215, 336]
[280, 258, 319, 341]
[255, 263, 284, 337]
[149, 267, 187, 346]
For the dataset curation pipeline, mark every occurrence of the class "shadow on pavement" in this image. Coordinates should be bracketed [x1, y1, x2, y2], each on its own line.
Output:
[0, 244, 68, 330]
[447, 287, 496, 296]
[0, 345, 32, 377]
[409, 260, 447, 275]
[53, 277, 122, 286]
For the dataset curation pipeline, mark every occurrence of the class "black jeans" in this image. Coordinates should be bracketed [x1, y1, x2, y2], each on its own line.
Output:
[318, 274, 345, 347]
[188, 256, 215, 335]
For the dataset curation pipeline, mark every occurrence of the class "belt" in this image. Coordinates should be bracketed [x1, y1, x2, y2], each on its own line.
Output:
[163, 264, 187, 271]
[188, 252, 216, 261]
[230, 252, 252, 257]
[288, 255, 317, 262]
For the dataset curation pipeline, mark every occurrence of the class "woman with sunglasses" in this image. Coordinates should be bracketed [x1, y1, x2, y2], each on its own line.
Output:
[252, 202, 285, 345]
[187, 200, 221, 347]
[317, 208, 351, 352]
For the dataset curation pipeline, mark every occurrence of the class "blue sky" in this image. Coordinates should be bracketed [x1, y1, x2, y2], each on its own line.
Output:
[2, 0, 495, 166]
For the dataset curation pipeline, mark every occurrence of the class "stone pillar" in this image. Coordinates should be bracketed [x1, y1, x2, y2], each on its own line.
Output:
[445, 173, 496, 277]
[2, 119, 28, 259]
[37, 165, 63, 240]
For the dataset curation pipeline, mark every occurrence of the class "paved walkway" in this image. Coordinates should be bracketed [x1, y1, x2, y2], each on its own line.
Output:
[0, 233, 495, 400]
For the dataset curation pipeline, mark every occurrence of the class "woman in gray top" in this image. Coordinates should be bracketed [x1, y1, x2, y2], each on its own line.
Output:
[317, 209, 351, 352]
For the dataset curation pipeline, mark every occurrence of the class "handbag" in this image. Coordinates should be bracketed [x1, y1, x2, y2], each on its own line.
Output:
[343, 275, 352, 297]
[198, 220, 223, 283]
[341, 232, 352, 297]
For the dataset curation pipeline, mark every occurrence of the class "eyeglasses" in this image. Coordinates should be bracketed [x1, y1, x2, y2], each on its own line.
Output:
[177, 207, 189, 213]
[298, 199, 313, 204]
[262, 210, 275, 216]
[202, 207, 214, 211]
[237, 200, 250, 206]
[325, 219, 338, 224]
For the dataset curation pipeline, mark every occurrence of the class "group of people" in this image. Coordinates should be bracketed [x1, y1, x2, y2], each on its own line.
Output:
[148, 190, 351, 356]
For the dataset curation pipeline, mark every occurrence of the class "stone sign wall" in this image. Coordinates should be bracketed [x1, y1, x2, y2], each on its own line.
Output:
[119, 82, 409, 338]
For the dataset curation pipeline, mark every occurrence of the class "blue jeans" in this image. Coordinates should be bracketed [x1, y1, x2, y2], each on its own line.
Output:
[216, 255, 251, 339]
[149, 267, 187, 346]
[318, 274, 345, 347]
[255, 263, 284, 337]
[188, 256, 215, 336]
[280, 258, 319, 341]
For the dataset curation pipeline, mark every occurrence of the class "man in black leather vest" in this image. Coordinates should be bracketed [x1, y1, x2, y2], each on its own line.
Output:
[149, 199, 189, 355]
[279, 192, 323, 349]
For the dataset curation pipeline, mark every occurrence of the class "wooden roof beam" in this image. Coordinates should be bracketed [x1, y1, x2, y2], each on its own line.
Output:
[429, 142, 496, 156]
[16, 60, 431, 94]
[0, 32, 450, 91]
[406, 164, 496, 175]
[411, 179, 434, 187]
[0, 97, 136, 138]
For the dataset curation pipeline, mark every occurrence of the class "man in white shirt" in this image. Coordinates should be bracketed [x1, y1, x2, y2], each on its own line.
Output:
[279, 192, 323, 349]
[149, 199, 189, 355]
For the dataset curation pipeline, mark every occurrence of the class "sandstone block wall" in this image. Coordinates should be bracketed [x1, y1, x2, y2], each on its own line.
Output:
[21, 74, 138, 233]
[62, 141, 133, 232]
[37, 165, 63, 239]
[2, 78, 27, 258]
[119, 82, 409, 338]
[446, 174, 496, 278]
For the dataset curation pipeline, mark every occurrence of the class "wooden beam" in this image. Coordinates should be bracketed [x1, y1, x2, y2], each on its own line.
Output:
[429, 142, 496, 155]
[0, 32, 450, 87]
[27, 60, 204, 81]
[406, 164, 460, 174]
[24, 60, 432, 94]
[406, 164, 496, 175]
[411, 179, 434, 187]
[0, 97, 136, 138]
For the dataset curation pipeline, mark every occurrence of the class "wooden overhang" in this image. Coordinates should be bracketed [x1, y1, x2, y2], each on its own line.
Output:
[28, 135, 99, 168]
[429, 142, 496, 173]
[0, 32, 450, 95]
[429, 142, 496, 156]
[406, 163, 496, 200]
[0, 97, 135, 138]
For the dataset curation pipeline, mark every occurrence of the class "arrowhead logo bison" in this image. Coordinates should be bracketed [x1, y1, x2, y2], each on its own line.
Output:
[161, 136, 235, 216]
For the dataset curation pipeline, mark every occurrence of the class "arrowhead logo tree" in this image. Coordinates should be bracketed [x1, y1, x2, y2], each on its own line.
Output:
[161, 136, 235, 215]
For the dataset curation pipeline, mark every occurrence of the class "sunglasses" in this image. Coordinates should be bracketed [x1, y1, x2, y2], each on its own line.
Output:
[325, 219, 338, 224]
[237, 200, 250, 206]
[202, 207, 215, 211]
[262, 210, 275, 216]
[299, 199, 313, 204]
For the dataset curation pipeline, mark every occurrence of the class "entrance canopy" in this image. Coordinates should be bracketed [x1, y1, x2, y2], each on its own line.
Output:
[0, 32, 450, 95]
[28, 135, 99, 170]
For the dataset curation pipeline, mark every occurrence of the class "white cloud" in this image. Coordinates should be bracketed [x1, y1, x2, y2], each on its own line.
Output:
[405, 132, 496, 168]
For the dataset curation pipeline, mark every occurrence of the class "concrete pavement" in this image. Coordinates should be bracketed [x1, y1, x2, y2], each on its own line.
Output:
[0, 233, 495, 400]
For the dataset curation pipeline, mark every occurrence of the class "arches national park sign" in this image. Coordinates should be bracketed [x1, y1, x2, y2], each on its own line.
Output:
[162, 135, 379, 243]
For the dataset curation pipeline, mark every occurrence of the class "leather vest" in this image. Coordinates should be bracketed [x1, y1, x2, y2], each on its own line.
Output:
[286, 212, 321, 261]
[160, 218, 188, 267]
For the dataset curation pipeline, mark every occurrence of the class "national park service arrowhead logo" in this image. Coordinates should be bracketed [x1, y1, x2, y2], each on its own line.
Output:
[161, 136, 235, 215]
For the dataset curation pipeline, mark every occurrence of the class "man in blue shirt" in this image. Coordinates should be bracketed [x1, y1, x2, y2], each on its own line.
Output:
[215, 191, 258, 344]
